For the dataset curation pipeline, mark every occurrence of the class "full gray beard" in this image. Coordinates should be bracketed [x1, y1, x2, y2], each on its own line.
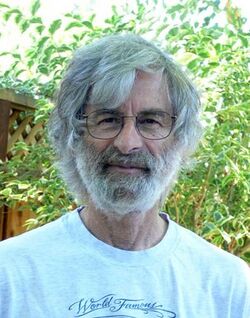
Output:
[75, 142, 181, 217]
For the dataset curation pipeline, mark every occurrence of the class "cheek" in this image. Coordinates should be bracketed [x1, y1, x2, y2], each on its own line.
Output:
[146, 136, 175, 156]
[86, 135, 114, 152]
[145, 141, 165, 156]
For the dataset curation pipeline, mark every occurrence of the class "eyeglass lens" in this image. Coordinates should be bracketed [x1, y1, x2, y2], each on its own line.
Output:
[86, 110, 173, 140]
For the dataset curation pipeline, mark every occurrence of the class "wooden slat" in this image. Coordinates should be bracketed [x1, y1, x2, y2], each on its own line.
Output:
[0, 205, 8, 241]
[0, 100, 11, 161]
[0, 206, 3, 240]
[7, 116, 32, 151]
[4, 204, 35, 239]
[0, 89, 40, 239]
[0, 88, 36, 110]
[9, 110, 20, 127]
[24, 122, 43, 145]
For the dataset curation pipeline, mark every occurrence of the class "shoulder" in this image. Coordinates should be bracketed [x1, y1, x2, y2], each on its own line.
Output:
[170, 219, 249, 277]
[0, 211, 77, 258]
[170, 220, 250, 310]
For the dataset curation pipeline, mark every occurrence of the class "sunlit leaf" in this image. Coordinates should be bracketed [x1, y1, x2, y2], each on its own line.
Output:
[238, 34, 248, 48]
[65, 21, 83, 31]
[176, 52, 199, 65]
[0, 3, 10, 8]
[17, 183, 31, 190]
[36, 25, 45, 34]
[37, 64, 49, 75]
[20, 20, 30, 33]
[30, 17, 42, 24]
[82, 20, 93, 29]
[0, 188, 12, 196]
[31, 0, 40, 16]
[48, 19, 62, 35]
[15, 14, 22, 24]
[37, 36, 50, 49]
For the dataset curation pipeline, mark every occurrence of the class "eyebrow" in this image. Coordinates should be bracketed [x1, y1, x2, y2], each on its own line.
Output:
[105, 108, 171, 115]
[139, 109, 171, 116]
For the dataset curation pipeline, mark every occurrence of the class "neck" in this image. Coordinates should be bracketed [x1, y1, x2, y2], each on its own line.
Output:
[80, 202, 168, 251]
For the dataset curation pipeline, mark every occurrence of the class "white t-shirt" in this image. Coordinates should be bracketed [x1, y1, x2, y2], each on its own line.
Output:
[0, 208, 249, 318]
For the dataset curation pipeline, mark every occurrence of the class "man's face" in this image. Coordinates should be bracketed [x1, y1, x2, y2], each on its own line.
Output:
[75, 71, 182, 216]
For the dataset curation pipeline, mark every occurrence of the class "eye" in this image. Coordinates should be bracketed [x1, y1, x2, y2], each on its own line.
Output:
[138, 117, 162, 126]
[97, 116, 121, 126]
[144, 118, 159, 124]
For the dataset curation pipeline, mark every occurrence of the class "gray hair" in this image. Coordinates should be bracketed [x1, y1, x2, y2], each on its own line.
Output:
[48, 33, 202, 201]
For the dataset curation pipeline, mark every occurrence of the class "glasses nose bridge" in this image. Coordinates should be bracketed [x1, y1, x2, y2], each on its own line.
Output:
[120, 114, 141, 137]
[121, 115, 138, 126]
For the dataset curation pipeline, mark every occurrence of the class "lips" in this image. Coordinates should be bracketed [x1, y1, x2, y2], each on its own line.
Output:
[104, 161, 150, 173]
[110, 163, 145, 169]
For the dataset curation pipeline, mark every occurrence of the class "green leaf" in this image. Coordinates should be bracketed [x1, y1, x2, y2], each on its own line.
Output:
[37, 64, 49, 75]
[44, 45, 55, 59]
[56, 44, 72, 52]
[238, 34, 248, 48]
[73, 34, 80, 41]
[0, 188, 12, 196]
[0, 52, 10, 56]
[89, 13, 96, 23]
[36, 25, 45, 34]
[3, 12, 11, 21]
[3, 11, 11, 21]
[0, 3, 10, 8]
[37, 36, 50, 49]
[82, 21, 93, 30]
[176, 52, 198, 65]
[20, 20, 30, 33]
[31, 0, 40, 16]
[213, 211, 223, 222]
[30, 17, 42, 24]
[15, 69, 26, 77]
[17, 183, 31, 190]
[48, 19, 62, 35]
[12, 53, 21, 59]
[168, 27, 179, 37]
[220, 230, 232, 244]
[65, 21, 83, 31]
[10, 194, 24, 200]
[187, 59, 200, 71]
[202, 222, 216, 234]
[198, 51, 210, 58]
[15, 14, 22, 24]
[3, 8, 21, 22]
[14, 141, 29, 151]
[5, 8, 22, 15]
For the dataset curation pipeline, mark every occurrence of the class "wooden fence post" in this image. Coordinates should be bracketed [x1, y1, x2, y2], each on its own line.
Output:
[0, 100, 11, 240]
[0, 100, 11, 162]
[0, 89, 38, 240]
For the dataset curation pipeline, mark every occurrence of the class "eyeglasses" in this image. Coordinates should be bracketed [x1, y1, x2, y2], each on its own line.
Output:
[81, 109, 176, 140]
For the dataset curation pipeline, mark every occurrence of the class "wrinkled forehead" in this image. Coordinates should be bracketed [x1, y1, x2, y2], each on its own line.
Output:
[87, 69, 170, 113]
[130, 70, 167, 100]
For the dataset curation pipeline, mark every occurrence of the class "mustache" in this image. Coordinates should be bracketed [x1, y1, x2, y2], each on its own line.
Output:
[87, 145, 160, 173]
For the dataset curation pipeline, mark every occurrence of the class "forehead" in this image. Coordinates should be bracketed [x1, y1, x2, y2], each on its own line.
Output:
[85, 70, 170, 114]
[133, 70, 165, 93]
[120, 70, 170, 113]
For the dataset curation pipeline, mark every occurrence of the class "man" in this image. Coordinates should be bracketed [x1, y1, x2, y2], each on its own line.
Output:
[0, 34, 249, 318]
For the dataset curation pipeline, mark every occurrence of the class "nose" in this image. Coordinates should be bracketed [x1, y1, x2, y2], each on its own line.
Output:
[113, 118, 144, 154]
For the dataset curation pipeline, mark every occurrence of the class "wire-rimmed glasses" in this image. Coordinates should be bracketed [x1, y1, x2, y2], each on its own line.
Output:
[81, 109, 176, 140]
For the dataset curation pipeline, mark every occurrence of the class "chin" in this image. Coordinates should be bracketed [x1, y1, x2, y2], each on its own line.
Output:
[88, 185, 162, 219]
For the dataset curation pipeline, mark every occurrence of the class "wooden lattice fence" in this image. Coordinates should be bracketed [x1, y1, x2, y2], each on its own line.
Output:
[0, 88, 44, 240]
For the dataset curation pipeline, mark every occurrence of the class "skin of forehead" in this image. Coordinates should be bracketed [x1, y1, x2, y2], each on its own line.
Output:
[120, 70, 171, 115]
[85, 70, 171, 115]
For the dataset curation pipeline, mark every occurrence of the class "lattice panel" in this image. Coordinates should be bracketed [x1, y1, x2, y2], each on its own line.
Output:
[7, 108, 44, 160]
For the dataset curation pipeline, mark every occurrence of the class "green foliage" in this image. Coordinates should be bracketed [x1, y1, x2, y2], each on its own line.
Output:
[0, 141, 74, 225]
[0, 0, 249, 261]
